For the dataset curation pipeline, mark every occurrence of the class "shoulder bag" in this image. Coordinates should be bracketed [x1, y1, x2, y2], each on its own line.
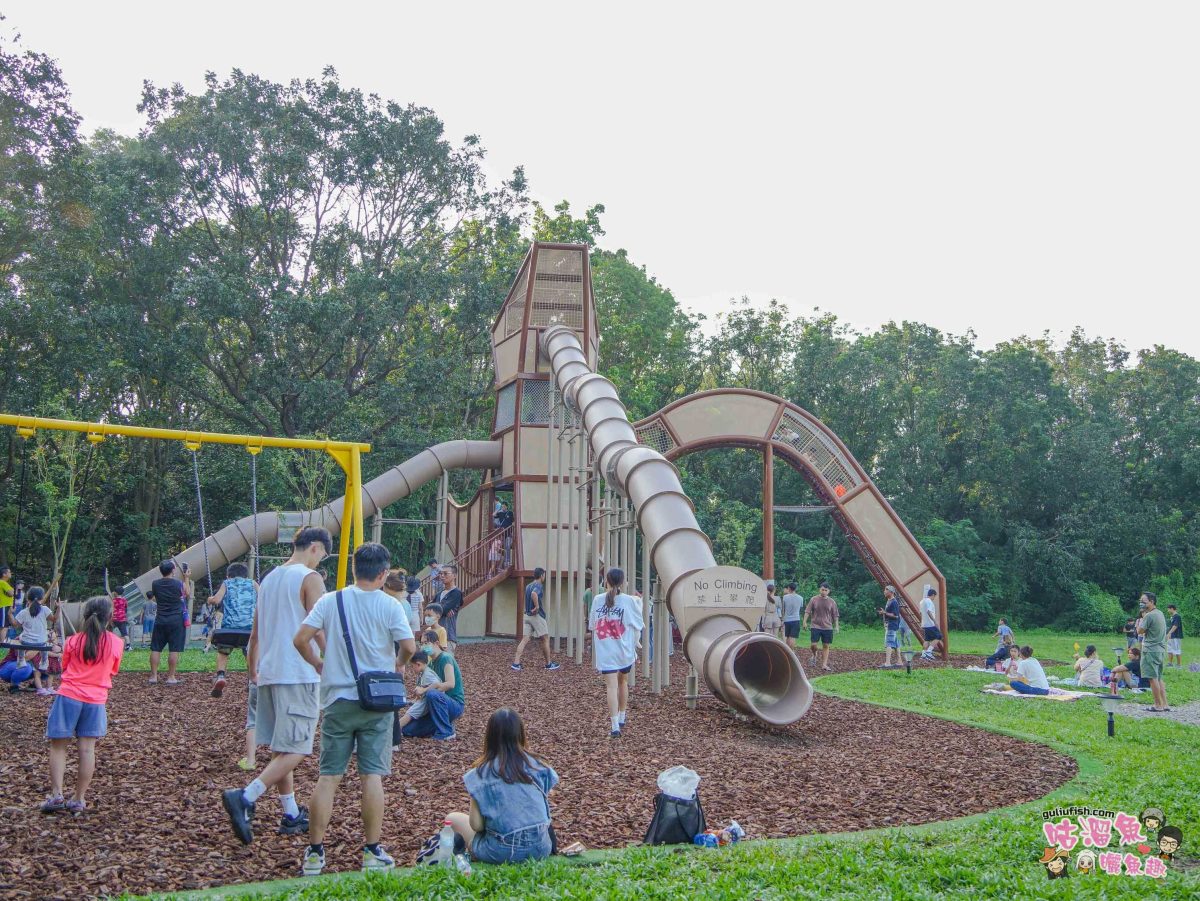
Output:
[335, 590, 408, 712]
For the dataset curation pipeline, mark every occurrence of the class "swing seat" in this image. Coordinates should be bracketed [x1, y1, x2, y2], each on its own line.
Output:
[0, 641, 54, 653]
[209, 629, 251, 650]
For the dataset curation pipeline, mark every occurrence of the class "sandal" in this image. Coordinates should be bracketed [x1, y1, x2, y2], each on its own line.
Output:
[41, 795, 66, 814]
[164, 679, 182, 686]
[65, 800, 86, 815]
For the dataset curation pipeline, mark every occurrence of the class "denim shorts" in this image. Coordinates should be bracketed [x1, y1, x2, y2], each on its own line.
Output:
[471, 824, 552, 864]
[47, 694, 108, 739]
[885, 629, 900, 649]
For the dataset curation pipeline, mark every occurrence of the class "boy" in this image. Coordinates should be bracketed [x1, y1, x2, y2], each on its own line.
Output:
[801, 583, 839, 671]
[141, 598, 157, 648]
[393, 650, 437, 744]
[512, 568, 560, 671]
[1165, 604, 1183, 668]
[919, 589, 943, 660]
[877, 585, 901, 668]
[422, 605, 448, 649]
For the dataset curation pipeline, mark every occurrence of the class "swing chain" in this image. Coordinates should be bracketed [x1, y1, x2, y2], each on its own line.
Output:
[190, 447, 213, 597]
[250, 449, 260, 582]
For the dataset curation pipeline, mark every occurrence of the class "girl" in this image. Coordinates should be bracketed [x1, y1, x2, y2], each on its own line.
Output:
[42, 596, 123, 814]
[15, 586, 56, 695]
[588, 567, 644, 737]
[443, 708, 558, 864]
[383, 571, 421, 634]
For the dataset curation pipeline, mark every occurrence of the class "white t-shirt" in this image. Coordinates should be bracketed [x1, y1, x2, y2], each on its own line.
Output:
[589, 592, 645, 673]
[16, 606, 50, 646]
[1074, 656, 1104, 688]
[256, 563, 321, 686]
[303, 585, 415, 709]
[920, 597, 938, 628]
[1016, 657, 1050, 690]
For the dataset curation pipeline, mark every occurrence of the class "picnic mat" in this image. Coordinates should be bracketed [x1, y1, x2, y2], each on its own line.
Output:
[981, 686, 1094, 701]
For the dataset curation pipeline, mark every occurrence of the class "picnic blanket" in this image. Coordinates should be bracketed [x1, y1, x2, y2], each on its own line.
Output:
[981, 685, 1093, 701]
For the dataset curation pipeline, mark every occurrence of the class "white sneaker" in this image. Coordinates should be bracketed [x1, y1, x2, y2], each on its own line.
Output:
[302, 847, 325, 877]
[363, 845, 395, 871]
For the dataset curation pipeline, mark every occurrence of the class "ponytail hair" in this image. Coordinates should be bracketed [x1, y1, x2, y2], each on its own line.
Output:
[81, 595, 113, 664]
[27, 585, 45, 618]
[605, 568, 624, 609]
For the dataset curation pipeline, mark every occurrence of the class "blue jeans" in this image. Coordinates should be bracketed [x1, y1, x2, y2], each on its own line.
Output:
[472, 824, 552, 864]
[400, 689, 463, 739]
[1010, 681, 1049, 696]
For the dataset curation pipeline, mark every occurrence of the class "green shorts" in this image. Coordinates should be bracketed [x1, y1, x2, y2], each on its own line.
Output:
[318, 699, 393, 776]
[1140, 649, 1165, 681]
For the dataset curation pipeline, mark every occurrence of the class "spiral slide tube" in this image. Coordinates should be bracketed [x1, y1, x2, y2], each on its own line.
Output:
[126, 440, 502, 599]
[541, 325, 812, 725]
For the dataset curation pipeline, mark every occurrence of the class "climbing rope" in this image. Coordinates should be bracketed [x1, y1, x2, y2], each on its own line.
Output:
[190, 446, 213, 597]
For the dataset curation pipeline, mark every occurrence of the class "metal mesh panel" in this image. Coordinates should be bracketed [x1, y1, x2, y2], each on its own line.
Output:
[521, 379, 550, 424]
[502, 268, 530, 338]
[495, 382, 517, 432]
[636, 419, 676, 455]
[530, 248, 584, 330]
[773, 411, 859, 491]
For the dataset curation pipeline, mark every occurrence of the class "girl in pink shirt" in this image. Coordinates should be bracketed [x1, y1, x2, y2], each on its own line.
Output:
[42, 596, 123, 815]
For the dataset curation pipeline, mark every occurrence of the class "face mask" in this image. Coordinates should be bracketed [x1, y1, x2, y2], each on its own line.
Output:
[424, 616, 436, 625]
[421, 644, 435, 655]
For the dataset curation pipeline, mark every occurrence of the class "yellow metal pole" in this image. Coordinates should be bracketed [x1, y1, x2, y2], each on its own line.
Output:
[335, 487, 355, 589]
[350, 447, 366, 551]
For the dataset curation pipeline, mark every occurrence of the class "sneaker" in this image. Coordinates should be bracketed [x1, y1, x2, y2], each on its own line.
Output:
[65, 799, 86, 816]
[435, 732, 457, 741]
[511, 663, 522, 671]
[237, 757, 255, 772]
[809, 654, 817, 665]
[363, 845, 395, 871]
[610, 729, 621, 739]
[545, 662, 561, 671]
[211, 674, 227, 698]
[301, 846, 326, 877]
[221, 788, 256, 845]
[822, 664, 832, 671]
[40, 795, 66, 814]
[278, 805, 309, 835]
[36, 687, 56, 696]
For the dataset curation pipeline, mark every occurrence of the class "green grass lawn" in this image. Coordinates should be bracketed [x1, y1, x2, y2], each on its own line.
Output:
[147, 630, 1200, 901]
[119, 648, 248, 673]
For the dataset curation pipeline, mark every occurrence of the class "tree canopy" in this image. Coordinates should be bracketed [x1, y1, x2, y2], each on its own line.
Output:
[2, 33, 1196, 632]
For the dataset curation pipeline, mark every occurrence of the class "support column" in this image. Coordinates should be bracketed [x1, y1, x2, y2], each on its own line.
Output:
[576, 440, 589, 665]
[371, 512, 383, 545]
[641, 527, 651, 682]
[545, 384, 557, 642]
[435, 471, 449, 562]
[762, 443, 775, 581]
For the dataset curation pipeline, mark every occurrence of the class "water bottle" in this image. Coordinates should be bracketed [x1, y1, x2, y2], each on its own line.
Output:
[437, 820, 456, 867]
[454, 853, 472, 876]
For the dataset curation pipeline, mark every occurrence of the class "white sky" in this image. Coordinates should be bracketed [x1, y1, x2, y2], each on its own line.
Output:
[9, 1, 1200, 356]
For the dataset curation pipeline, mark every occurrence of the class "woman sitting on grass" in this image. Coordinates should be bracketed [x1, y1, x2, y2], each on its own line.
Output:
[443, 707, 558, 864]
[1109, 646, 1149, 691]
[1007, 645, 1050, 695]
[1071, 644, 1105, 688]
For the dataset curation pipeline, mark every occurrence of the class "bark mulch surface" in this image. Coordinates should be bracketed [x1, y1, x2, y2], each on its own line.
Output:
[0, 643, 1075, 899]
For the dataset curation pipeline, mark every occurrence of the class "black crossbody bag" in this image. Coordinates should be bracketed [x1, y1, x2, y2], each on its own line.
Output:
[335, 590, 408, 712]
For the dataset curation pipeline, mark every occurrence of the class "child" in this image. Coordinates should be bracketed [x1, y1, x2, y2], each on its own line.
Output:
[15, 586, 55, 695]
[589, 567, 644, 737]
[141, 598, 157, 648]
[422, 605, 448, 649]
[110, 593, 129, 649]
[42, 595, 123, 814]
[392, 650, 435, 745]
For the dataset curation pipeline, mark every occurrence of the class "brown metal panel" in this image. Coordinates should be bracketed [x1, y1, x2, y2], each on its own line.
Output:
[762, 444, 774, 581]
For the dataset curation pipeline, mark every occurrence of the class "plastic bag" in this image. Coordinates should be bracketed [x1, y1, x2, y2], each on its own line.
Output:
[657, 765, 701, 801]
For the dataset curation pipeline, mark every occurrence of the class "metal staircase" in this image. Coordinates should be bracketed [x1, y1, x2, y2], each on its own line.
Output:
[420, 523, 514, 607]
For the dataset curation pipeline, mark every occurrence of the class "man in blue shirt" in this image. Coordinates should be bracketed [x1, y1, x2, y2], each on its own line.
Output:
[876, 586, 902, 667]
[511, 568, 560, 672]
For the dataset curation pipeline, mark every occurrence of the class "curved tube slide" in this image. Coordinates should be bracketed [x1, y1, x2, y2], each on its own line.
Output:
[542, 325, 812, 725]
[126, 439, 501, 598]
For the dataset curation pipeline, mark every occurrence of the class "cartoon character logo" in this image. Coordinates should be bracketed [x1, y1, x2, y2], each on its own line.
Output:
[1039, 847, 1070, 879]
[1140, 807, 1165, 832]
[1157, 825, 1183, 862]
[1074, 850, 1096, 875]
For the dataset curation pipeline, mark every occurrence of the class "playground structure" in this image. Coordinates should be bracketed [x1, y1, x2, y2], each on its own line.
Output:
[101, 241, 947, 727]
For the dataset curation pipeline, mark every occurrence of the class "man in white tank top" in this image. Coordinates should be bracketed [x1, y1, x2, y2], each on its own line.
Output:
[222, 527, 331, 846]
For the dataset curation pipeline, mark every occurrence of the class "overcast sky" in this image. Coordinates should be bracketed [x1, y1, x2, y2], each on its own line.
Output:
[9, 1, 1200, 356]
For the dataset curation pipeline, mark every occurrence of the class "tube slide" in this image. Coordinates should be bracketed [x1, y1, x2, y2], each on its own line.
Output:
[541, 325, 813, 725]
[124, 439, 502, 599]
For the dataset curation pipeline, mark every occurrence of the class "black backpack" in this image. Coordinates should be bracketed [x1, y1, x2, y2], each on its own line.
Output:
[644, 791, 706, 845]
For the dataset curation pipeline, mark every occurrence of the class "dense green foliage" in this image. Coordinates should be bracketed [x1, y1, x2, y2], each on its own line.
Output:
[2, 29, 1198, 630]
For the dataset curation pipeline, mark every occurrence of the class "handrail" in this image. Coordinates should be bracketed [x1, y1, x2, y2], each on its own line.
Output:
[422, 523, 514, 605]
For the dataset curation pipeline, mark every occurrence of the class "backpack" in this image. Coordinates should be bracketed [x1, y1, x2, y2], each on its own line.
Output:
[644, 791, 706, 845]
